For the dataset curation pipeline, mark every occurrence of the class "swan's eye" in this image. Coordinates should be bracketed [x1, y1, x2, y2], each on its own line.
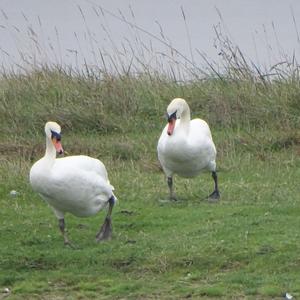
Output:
[167, 111, 177, 122]
[51, 130, 61, 141]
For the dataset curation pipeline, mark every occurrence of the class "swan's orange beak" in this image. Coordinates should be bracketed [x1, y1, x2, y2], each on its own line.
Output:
[167, 118, 176, 136]
[52, 139, 64, 155]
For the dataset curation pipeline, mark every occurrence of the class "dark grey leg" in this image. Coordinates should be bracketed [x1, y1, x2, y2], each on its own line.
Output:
[96, 195, 115, 242]
[58, 218, 75, 248]
[167, 176, 177, 200]
[208, 171, 220, 200]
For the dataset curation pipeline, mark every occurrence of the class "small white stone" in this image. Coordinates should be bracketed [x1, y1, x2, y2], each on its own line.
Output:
[9, 190, 19, 197]
[3, 287, 10, 293]
[285, 293, 293, 300]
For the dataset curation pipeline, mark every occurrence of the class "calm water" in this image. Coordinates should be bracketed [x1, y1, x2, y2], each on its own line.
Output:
[1, 0, 300, 76]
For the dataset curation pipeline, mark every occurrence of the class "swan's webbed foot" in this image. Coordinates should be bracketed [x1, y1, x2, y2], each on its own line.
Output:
[208, 189, 220, 202]
[169, 194, 178, 201]
[167, 177, 177, 201]
[64, 239, 78, 249]
[96, 217, 112, 242]
[59, 218, 78, 249]
[95, 195, 115, 243]
[208, 171, 220, 202]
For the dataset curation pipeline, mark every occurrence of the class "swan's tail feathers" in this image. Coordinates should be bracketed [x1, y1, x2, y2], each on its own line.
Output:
[107, 180, 115, 191]
[105, 179, 117, 202]
[207, 160, 217, 172]
[112, 193, 118, 203]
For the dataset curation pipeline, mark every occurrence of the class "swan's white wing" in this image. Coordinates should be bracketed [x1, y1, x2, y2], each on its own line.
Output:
[31, 155, 113, 218]
[157, 118, 217, 178]
[55, 155, 109, 180]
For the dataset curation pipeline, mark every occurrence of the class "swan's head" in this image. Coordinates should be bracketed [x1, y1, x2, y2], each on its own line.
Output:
[45, 121, 64, 155]
[166, 98, 187, 135]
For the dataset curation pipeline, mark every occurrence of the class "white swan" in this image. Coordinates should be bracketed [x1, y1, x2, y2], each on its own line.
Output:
[157, 98, 220, 200]
[30, 121, 116, 246]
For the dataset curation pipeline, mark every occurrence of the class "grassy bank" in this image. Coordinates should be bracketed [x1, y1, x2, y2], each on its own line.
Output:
[1, 68, 300, 137]
[0, 68, 300, 299]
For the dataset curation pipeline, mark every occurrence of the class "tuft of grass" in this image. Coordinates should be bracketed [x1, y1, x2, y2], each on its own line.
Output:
[1, 68, 300, 141]
[1, 128, 300, 299]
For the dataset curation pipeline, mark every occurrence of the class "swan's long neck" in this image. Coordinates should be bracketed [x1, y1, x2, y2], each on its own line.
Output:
[178, 103, 191, 132]
[45, 137, 57, 164]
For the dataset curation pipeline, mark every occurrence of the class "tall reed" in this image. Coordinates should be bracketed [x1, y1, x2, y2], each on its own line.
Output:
[0, 5, 299, 139]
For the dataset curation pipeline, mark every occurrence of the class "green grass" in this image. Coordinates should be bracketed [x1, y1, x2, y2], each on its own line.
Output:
[1, 118, 300, 299]
[0, 61, 299, 299]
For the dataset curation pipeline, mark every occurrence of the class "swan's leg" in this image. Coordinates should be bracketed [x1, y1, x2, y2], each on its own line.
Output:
[96, 195, 115, 242]
[167, 176, 177, 200]
[208, 171, 220, 200]
[58, 218, 76, 248]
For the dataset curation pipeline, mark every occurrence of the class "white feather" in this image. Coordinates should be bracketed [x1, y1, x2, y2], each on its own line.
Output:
[30, 122, 115, 220]
[157, 98, 217, 178]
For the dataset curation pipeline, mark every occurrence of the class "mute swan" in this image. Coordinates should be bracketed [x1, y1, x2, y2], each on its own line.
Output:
[157, 98, 220, 200]
[30, 121, 116, 246]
